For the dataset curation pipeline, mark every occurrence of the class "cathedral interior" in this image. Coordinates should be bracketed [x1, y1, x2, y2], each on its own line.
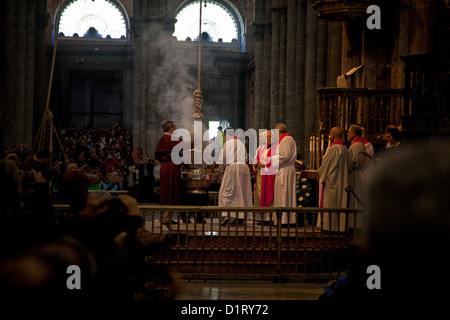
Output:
[1, 0, 449, 162]
[1, 0, 450, 310]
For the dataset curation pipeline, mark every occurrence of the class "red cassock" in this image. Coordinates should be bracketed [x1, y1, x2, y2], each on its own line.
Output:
[259, 144, 275, 207]
[155, 133, 182, 205]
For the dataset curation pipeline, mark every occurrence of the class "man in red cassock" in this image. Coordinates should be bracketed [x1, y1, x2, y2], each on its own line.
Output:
[155, 120, 183, 225]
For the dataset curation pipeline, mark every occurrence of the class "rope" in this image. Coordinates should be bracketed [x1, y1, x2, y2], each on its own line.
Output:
[198, 0, 202, 91]
[33, 0, 67, 162]
[193, 0, 204, 120]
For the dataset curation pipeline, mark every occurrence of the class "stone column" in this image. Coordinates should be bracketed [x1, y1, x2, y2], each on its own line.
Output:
[130, 14, 144, 150]
[25, 0, 36, 146]
[2, 0, 16, 146]
[316, 19, 328, 133]
[262, 21, 272, 129]
[35, 0, 50, 134]
[132, 0, 183, 156]
[145, 19, 159, 157]
[304, 3, 318, 164]
[15, 0, 27, 145]
[270, 6, 280, 127]
[285, 0, 297, 135]
[252, 23, 265, 130]
[295, 0, 306, 158]
[278, 6, 287, 123]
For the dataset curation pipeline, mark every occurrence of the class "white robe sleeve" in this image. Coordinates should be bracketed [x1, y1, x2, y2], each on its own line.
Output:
[271, 136, 297, 169]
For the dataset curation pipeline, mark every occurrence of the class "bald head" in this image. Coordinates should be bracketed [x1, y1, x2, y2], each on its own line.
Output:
[275, 123, 287, 134]
[349, 124, 362, 137]
[330, 127, 344, 141]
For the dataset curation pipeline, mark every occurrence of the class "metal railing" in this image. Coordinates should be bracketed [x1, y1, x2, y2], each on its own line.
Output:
[54, 204, 364, 281]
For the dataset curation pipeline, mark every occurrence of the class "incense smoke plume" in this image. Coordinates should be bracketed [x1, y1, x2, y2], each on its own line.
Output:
[150, 34, 198, 130]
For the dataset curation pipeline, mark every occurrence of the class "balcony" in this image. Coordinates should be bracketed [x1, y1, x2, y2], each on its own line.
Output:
[317, 87, 405, 139]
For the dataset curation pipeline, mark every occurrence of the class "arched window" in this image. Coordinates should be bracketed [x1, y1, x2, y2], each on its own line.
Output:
[58, 0, 128, 40]
[173, 1, 243, 47]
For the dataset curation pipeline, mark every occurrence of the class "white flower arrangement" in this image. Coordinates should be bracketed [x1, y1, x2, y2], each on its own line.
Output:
[296, 175, 314, 207]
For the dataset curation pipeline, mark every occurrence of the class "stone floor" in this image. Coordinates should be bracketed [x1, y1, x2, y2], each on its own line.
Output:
[172, 276, 327, 300]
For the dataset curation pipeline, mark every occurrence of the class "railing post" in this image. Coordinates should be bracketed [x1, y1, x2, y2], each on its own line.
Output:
[275, 208, 283, 280]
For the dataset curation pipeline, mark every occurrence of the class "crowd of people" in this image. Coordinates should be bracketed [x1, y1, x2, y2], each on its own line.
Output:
[0, 124, 179, 309]
[2, 123, 158, 206]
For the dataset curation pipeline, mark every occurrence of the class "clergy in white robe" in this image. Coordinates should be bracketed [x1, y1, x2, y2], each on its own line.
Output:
[316, 127, 349, 231]
[271, 123, 297, 225]
[347, 124, 367, 228]
[217, 129, 253, 223]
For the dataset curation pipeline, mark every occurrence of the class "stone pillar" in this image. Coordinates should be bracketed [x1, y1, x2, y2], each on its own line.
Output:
[35, 1, 50, 134]
[1, 0, 16, 146]
[131, 14, 144, 150]
[145, 19, 160, 157]
[278, 6, 287, 123]
[131, 0, 178, 156]
[262, 21, 272, 129]
[25, 0, 36, 146]
[316, 19, 328, 133]
[295, 0, 307, 158]
[0, 0, 48, 149]
[304, 3, 318, 164]
[252, 23, 265, 130]
[15, 0, 27, 145]
[270, 6, 280, 127]
[285, 0, 297, 136]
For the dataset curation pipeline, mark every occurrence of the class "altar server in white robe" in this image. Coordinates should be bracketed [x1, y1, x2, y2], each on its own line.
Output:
[316, 127, 350, 231]
[347, 124, 367, 228]
[217, 128, 253, 224]
[271, 123, 297, 226]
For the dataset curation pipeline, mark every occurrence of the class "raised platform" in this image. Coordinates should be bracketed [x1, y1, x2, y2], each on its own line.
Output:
[142, 215, 356, 280]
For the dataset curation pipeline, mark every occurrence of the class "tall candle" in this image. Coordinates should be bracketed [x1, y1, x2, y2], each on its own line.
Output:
[316, 137, 320, 170]
[321, 134, 324, 156]
[309, 136, 312, 170]
[312, 136, 316, 170]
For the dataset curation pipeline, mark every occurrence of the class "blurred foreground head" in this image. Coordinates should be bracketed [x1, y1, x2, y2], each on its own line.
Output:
[364, 137, 450, 304]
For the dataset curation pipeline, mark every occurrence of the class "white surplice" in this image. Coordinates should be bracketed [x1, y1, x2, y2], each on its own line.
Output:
[271, 135, 297, 225]
[218, 138, 253, 220]
[316, 143, 349, 231]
